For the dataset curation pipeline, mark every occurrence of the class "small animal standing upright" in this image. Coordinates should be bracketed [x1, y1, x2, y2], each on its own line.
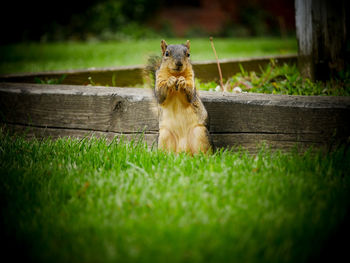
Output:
[153, 40, 211, 154]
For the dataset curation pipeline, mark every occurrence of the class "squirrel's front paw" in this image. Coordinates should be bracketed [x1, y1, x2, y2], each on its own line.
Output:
[167, 76, 177, 90]
[176, 76, 186, 91]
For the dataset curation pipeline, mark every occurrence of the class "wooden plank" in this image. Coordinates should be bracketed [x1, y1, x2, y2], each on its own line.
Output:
[201, 91, 350, 150]
[201, 92, 350, 136]
[0, 55, 297, 86]
[0, 66, 144, 87]
[1, 83, 349, 152]
[193, 54, 297, 82]
[0, 83, 159, 133]
[211, 133, 324, 153]
[1, 123, 158, 147]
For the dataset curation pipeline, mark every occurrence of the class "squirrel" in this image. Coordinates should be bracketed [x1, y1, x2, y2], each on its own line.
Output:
[146, 40, 211, 154]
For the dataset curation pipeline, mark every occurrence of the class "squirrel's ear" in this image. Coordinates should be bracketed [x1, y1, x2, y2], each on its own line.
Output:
[185, 40, 190, 51]
[161, 40, 168, 55]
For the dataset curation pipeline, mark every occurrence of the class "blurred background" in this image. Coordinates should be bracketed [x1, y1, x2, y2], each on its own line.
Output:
[1, 0, 295, 43]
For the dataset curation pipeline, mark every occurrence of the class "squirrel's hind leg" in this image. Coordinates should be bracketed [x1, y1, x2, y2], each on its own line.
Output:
[188, 125, 211, 154]
[158, 128, 177, 152]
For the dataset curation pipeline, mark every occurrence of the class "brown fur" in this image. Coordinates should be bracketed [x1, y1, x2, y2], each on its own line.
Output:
[154, 40, 211, 154]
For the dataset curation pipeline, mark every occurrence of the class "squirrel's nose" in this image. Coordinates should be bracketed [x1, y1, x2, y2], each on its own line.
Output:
[176, 61, 183, 67]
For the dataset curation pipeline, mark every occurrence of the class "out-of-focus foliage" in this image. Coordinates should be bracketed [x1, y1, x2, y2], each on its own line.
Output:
[45, 0, 163, 41]
[1, 0, 295, 43]
[1, 0, 163, 43]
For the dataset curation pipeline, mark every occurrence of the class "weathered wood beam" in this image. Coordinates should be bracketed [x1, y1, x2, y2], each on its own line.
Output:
[0, 84, 159, 133]
[192, 55, 297, 82]
[1, 123, 159, 147]
[295, 0, 347, 81]
[0, 55, 297, 86]
[1, 83, 349, 152]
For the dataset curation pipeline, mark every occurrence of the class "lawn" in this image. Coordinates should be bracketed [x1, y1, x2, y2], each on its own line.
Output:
[0, 38, 297, 74]
[1, 130, 350, 263]
[1, 37, 349, 262]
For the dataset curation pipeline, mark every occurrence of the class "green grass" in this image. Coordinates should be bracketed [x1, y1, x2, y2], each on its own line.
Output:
[0, 38, 297, 74]
[196, 62, 350, 96]
[1, 130, 350, 263]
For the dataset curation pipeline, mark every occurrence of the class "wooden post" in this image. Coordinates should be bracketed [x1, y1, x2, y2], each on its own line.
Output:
[295, 0, 347, 81]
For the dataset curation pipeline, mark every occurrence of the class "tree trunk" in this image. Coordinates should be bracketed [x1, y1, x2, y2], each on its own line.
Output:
[295, 0, 347, 81]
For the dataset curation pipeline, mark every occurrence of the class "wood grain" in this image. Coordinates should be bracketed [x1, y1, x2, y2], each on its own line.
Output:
[0, 83, 159, 132]
[1, 123, 158, 147]
[295, 0, 346, 80]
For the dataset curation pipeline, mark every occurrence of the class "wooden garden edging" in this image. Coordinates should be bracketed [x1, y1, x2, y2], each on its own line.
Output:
[0, 54, 297, 86]
[1, 82, 349, 152]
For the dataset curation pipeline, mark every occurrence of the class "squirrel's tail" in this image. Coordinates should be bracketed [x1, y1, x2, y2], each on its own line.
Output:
[143, 55, 162, 89]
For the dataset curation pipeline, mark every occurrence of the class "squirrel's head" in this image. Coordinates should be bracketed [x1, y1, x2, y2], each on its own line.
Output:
[160, 39, 191, 74]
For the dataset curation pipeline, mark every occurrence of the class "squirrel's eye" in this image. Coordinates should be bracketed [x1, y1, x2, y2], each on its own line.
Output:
[165, 51, 169, 57]
[187, 53, 190, 57]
